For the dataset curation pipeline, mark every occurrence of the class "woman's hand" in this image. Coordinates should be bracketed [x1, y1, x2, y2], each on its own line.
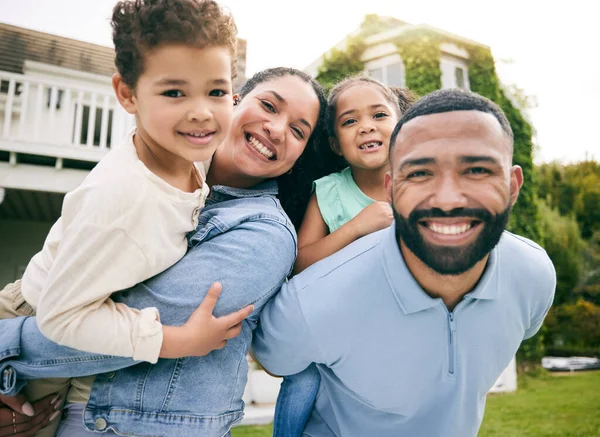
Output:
[160, 282, 254, 359]
[0, 393, 62, 437]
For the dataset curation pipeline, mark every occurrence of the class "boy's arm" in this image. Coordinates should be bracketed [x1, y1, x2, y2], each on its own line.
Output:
[35, 220, 165, 363]
[294, 194, 393, 273]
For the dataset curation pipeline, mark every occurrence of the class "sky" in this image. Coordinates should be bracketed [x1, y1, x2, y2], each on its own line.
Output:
[1, 0, 598, 163]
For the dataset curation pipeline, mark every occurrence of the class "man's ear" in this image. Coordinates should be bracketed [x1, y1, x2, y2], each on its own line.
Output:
[329, 137, 343, 157]
[112, 73, 137, 115]
[509, 165, 524, 206]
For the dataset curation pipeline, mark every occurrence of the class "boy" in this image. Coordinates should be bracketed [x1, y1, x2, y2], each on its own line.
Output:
[0, 1, 248, 435]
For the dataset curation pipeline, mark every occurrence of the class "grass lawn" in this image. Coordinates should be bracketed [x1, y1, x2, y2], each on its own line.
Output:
[232, 371, 600, 437]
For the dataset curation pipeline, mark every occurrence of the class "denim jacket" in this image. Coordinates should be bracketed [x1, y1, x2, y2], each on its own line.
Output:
[0, 181, 297, 437]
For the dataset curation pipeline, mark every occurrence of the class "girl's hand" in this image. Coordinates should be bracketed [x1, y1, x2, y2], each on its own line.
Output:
[160, 282, 254, 358]
[351, 201, 394, 238]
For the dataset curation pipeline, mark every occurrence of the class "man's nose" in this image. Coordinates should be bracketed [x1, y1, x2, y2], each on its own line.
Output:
[428, 175, 469, 212]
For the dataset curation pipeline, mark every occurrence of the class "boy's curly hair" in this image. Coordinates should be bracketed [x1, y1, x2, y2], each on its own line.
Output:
[111, 0, 237, 88]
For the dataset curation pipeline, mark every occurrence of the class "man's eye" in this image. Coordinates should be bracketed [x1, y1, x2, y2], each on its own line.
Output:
[374, 112, 388, 119]
[210, 89, 228, 97]
[341, 119, 356, 126]
[162, 90, 184, 98]
[261, 100, 276, 113]
[407, 170, 430, 179]
[466, 167, 492, 175]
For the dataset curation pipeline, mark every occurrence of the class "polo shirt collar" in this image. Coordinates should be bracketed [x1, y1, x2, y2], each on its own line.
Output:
[380, 223, 500, 314]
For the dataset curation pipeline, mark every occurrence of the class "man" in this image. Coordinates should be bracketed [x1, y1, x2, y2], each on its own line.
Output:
[253, 89, 556, 437]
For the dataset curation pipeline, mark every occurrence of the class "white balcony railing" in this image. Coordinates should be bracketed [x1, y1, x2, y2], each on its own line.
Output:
[0, 70, 135, 164]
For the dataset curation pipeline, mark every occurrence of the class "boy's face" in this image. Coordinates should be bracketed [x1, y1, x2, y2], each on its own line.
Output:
[118, 44, 233, 164]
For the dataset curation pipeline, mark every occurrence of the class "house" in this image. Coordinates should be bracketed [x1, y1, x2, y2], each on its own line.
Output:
[0, 23, 247, 286]
[304, 17, 479, 92]
[303, 17, 520, 393]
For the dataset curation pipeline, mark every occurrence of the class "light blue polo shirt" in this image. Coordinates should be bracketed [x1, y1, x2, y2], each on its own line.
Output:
[253, 224, 555, 437]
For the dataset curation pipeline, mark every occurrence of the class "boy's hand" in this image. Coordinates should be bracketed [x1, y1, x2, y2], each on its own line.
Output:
[351, 201, 394, 238]
[160, 282, 254, 359]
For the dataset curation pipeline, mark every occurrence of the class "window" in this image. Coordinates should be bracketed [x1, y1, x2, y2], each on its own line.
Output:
[0, 80, 23, 96]
[364, 54, 406, 87]
[46, 88, 64, 109]
[455, 67, 466, 89]
[440, 55, 470, 90]
[368, 67, 383, 82]
[386, 63, 404, 87]
[72, 103, 114, 147]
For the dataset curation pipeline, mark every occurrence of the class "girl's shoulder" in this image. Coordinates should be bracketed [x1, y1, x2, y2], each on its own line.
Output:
[313, 167, 351, 191]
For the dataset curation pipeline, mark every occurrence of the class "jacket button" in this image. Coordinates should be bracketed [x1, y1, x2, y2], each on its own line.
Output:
[95, 418, 108, 431]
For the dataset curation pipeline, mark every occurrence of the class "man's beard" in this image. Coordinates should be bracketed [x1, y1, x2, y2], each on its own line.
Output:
[393, 204, 511, 276]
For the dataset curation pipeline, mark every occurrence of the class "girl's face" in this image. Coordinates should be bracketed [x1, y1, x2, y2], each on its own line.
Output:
[225, 75, 320, 179]
[332, 84, 399, 171]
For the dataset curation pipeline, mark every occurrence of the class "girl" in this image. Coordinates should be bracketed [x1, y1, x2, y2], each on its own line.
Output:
[275, 76, 417, 437]
[295, 77, 417, 273]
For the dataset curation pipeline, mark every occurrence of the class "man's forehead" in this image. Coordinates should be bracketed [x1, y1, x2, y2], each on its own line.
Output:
[401, 111, 504, 141]
[394, 110, 511, 156]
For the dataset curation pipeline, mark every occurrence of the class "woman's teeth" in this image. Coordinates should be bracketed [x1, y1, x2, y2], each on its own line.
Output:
[427, 223, 473, 235]
[359, 142, 382, 150]
[247, 134, 274, 159]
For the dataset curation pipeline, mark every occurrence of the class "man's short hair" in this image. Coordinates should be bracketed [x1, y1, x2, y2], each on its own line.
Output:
[112, 0, 237, 88]
[389, 89, 513, 154]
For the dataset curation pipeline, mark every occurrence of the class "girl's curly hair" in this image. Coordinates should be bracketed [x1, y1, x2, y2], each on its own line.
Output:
[238, 67, 329, 230]
[111, 0, 237, 88]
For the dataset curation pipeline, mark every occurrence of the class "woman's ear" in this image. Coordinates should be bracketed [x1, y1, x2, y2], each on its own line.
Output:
[329, 137, 343, 157]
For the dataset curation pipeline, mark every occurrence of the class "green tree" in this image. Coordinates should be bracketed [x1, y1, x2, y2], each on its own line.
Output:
[315, 37, 365, 91]
[537, 201, 585, 305]
[545, 299, 600, 351]
[537, 160, 600, 239]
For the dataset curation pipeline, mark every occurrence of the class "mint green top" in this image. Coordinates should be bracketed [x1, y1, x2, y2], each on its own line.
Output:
[313, 167, 374, 233]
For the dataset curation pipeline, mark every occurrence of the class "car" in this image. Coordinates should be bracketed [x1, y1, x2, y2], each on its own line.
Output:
[542, 356, 600, 371]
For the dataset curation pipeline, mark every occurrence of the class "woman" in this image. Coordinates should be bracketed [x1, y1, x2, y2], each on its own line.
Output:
[0, 67, 327, 437]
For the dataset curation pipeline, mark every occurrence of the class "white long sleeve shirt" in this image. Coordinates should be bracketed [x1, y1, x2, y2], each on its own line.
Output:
[21, 132, 210, 363]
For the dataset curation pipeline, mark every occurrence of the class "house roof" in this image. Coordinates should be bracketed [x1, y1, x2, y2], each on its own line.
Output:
[303, 19, 489, 77]
[0, 22, 116, 77]
[0, 22, 247, 87]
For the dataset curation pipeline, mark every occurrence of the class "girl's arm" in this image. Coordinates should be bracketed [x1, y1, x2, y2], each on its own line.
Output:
[294, 195, 394, 274]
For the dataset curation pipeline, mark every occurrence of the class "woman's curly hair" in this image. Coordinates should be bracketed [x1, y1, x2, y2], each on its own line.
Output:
[238, 67, 329, 230]
[111, 0, 237, 88]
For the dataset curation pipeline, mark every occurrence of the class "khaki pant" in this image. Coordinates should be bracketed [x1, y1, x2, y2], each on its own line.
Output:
[0, 280, 71, 437]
